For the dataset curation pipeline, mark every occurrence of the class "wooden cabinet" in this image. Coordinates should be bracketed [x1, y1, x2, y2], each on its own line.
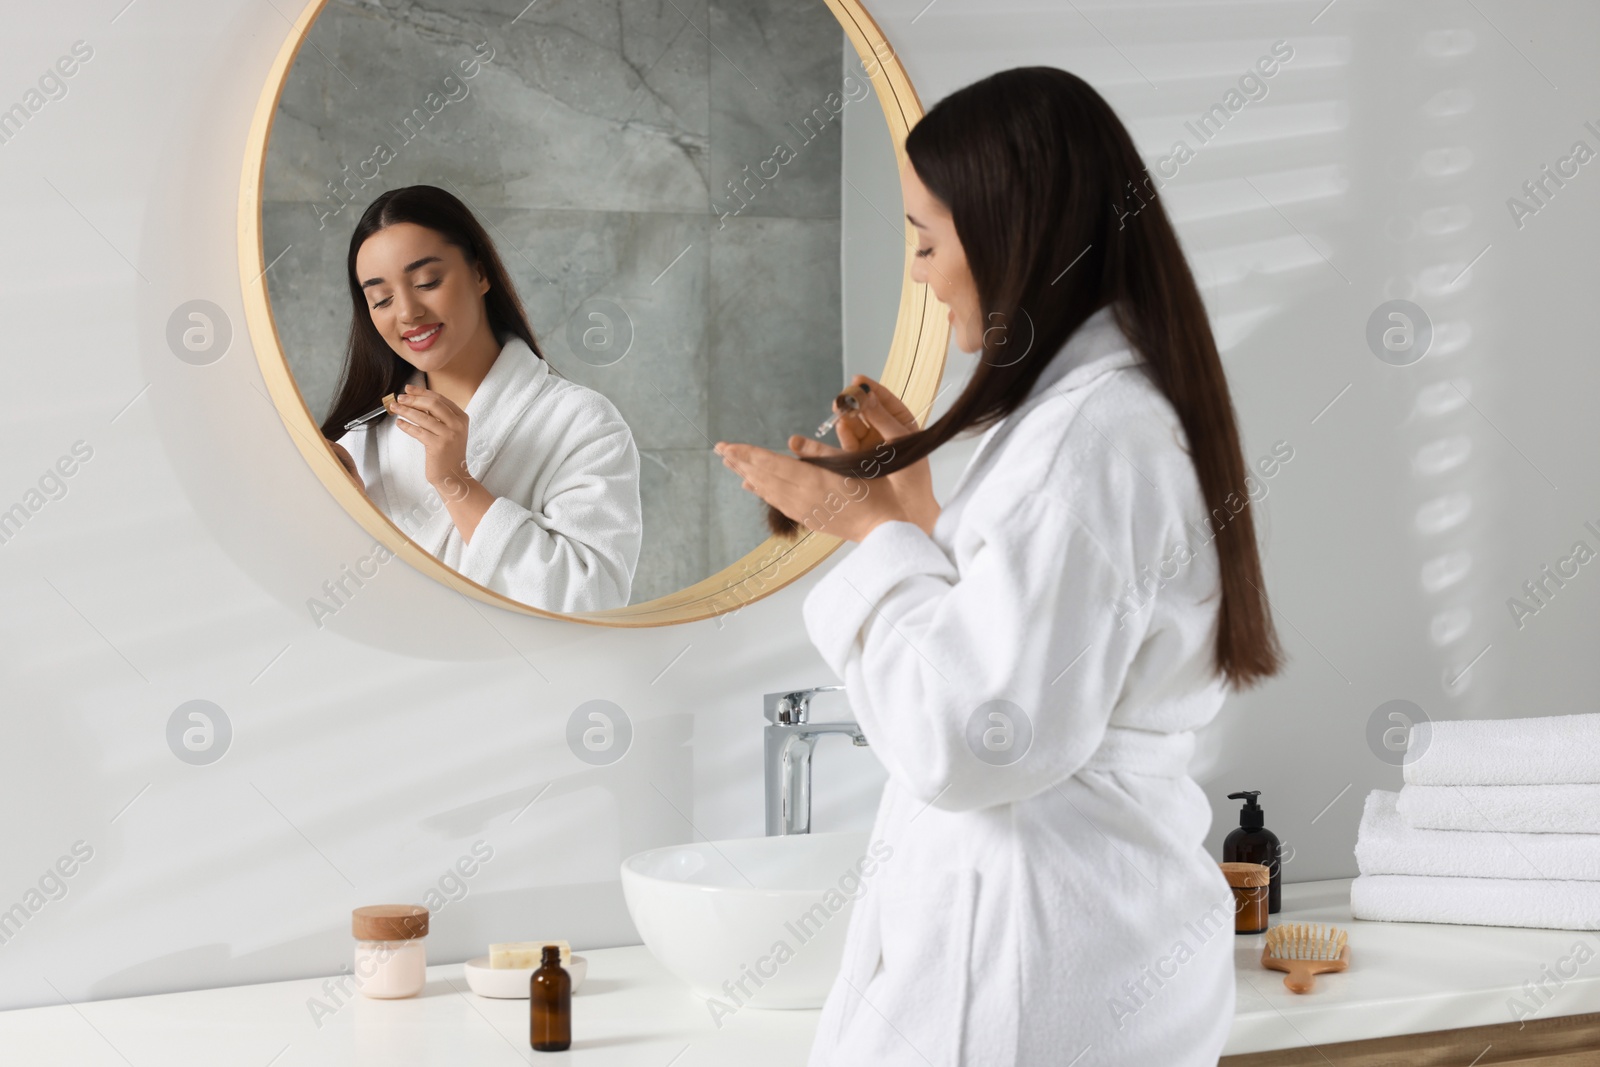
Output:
[1221, 1010, 1600, 1066]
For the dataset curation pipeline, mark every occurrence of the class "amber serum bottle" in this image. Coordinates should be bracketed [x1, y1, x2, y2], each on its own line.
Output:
[530, 944, 572, 1052]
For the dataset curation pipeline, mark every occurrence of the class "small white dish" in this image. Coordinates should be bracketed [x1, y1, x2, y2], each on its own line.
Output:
[462, 954, 587, 999]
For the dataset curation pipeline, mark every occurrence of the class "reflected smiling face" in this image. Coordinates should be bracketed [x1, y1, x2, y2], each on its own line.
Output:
[355, 221, 492, 374]
[901, 160, 982, 354]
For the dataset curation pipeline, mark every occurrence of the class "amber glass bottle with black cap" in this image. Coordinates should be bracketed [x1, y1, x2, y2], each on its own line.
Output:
[1224, 790, 1282, 913]
[530, 944, 571, 1052]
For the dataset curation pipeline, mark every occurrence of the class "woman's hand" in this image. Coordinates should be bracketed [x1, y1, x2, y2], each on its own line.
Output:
[832, 375, 940, 536]
[389, 384, 496, 541]
[328, 440, 366, 494]
[390, 384, 473, 489]
[715, 375, 940, 542]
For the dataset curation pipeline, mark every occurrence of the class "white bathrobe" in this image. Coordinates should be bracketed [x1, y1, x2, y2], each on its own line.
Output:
[337, 337, 641, 612]
[803, 306, 1237, 1066]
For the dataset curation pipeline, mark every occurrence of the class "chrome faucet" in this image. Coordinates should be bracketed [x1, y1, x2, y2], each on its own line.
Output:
[764, 686, 869, 836]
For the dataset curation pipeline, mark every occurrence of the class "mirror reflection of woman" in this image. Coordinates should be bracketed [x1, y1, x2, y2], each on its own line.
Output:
[719, 68, 1284, 1064]
[322, 185, 641, 613]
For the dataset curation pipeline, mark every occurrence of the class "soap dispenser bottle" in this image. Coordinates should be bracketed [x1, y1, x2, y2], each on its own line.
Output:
[1224, 790, 1282, 914]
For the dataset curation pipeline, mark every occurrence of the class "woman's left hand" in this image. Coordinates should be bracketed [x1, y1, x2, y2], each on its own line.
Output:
[390, 384, 472, 491]
[327, 440, 367, 495]
[389, 384, 496, 541]
[715, 435, 927, 544]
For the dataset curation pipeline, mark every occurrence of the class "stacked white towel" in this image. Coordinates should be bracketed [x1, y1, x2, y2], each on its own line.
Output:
[1356, 790, 1600, 880]
[1394, 783, 1600, 834]
[1351, 712, 1600, 930]
[1403, 712, 1600, 785]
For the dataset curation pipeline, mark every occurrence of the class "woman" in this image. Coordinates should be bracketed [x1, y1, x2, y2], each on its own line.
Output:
[716, 68, 1283, 1065]
[322, 185, 642, 613]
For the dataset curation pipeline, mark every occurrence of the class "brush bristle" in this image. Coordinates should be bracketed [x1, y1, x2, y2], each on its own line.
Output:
[1265, 922, 1347, 961]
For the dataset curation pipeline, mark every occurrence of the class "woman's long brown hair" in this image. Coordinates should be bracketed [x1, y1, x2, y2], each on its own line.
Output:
[319, 185, 544, 440]
[810, 66, 1283, 690]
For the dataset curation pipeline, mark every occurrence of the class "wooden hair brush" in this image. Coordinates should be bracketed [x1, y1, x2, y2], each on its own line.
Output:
[1261, 922, 1349, 993]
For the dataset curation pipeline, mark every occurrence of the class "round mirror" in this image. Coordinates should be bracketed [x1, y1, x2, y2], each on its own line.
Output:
[239, 0, 948, 624]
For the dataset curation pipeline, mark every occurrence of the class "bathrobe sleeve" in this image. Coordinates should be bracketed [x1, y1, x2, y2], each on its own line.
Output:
[334, 427, 379, 498]
[455, 411, 642, 613]
[802, 488, 1147, 812]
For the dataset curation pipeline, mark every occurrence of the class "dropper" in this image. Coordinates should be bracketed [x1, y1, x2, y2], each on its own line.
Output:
[814, 383, 871, 438]
[344, 395, 396, 431]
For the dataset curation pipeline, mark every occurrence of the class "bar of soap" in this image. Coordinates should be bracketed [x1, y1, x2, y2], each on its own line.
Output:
[489, 940, 571, 969]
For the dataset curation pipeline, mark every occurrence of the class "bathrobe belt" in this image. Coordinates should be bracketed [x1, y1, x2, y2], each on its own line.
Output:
[1079, 725, 1196, 778]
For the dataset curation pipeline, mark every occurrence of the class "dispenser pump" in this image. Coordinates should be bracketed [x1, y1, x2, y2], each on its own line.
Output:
[1228, 790, 1265, 830]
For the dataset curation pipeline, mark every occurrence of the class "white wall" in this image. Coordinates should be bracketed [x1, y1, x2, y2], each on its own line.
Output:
[2, 0, 1597, 1015]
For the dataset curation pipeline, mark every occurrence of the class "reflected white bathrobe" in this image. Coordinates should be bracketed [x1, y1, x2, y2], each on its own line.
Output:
[804, 306, 1237, 1066]
[337, 337, 641, 612]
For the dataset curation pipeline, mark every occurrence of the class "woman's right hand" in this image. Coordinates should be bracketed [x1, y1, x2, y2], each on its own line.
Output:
[788, 374, 940, 537]
[329, 441, 366, 493]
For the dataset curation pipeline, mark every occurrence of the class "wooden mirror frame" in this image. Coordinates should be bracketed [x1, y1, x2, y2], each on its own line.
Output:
[238, 0, 949, 627]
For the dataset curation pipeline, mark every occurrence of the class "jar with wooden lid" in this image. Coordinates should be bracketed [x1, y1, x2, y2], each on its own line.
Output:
[351, 904, 430, 998]
[1219, 862, 1270, 935]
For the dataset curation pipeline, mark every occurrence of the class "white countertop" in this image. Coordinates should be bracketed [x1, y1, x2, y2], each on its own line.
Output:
[1232, 878, 1600, 1053]
[3, 878, 1598, 1064]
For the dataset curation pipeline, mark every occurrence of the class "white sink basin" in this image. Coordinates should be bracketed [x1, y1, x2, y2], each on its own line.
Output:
[621, 829, 870, 1010]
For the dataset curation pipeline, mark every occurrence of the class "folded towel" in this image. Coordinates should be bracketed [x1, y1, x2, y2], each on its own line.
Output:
[1350, 873, 1600, 930]
[1395, 783, 1600, 834]
[1357, 790, 1600, 880]
[1405, 712, 1600, 786]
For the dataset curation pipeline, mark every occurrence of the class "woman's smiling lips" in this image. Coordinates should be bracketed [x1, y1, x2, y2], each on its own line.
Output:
[403, 322, 443, 351]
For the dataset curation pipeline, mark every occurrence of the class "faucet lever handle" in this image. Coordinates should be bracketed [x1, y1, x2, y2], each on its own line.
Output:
[762, 685, 846, 725]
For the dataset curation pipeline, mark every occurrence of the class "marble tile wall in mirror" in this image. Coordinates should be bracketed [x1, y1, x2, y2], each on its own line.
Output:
[261, 0, 886, 605]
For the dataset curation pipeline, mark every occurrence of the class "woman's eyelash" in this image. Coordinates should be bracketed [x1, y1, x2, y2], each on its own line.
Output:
[372, 279, 441, 308]
[915, 246, 933, 258]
